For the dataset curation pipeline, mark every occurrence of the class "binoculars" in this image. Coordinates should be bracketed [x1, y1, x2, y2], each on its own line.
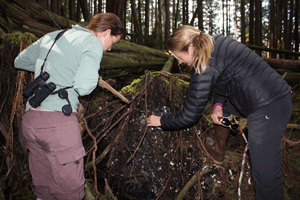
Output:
[23, 71, 56, 108]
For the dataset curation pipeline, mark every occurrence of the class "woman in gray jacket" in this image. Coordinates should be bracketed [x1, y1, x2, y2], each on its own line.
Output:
[147, 25, 292, 200]
[14, 13, 123, 200]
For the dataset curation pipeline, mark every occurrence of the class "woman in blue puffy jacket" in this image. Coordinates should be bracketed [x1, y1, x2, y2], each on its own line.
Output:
[147, 25, 292, 200]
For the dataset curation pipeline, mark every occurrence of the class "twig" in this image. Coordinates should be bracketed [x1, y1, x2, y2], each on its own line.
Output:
[98, 77, 129, 104]
[126, 71, 151, 164]
[83, 118, 100, 198]
[85, 118, 128, 169]
[286, 123, 300, 130]
[126, 116, 149, 164]
[196, 132, 223, 165]
[175, 168, 211, 200]
[94, 108, 131, 147]
[156, 174, 172, 200]
[283, 136, 300, 147]
[0, 76, 9, 114]
[159, 71, 191, 80]
[238, 133, 249, 200]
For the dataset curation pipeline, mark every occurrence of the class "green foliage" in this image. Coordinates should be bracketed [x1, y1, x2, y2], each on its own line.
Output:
[120, 71, 189, 103]
[6, 32, 37, 47]
[120, 76, 144, 97]
[225, 150, 241, 163]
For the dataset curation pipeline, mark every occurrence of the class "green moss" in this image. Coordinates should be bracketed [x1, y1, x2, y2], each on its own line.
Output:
[6, 31, 37, 47]
[225, 150, 241, 163]
[120, 71, 189, 100]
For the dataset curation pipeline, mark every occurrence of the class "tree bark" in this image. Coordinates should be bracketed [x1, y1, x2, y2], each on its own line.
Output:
[255, 0, 262, 56]
[164, 0, 170, 48]
[264, 58, 300, 72]
[78, 0, 90, 22]
[101, 39, 169, 73]
[197, 0, 203, 31]
[0, 0, 75, 37]
[240, 0, 245, 44]
[294, 0, 299, 60]
[249, 0, 254, 45]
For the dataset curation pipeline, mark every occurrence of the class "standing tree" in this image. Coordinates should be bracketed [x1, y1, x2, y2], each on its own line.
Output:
[164, 0, 171, 48]
[255, 0, 262, 56]
[241, 0, 245, 44]
[269, 0, 276, 58]
[294, 0, 299, 59]
[249, 0, 254, 45]
[145, 0, 150, 37]
[197, 0, 203, 31]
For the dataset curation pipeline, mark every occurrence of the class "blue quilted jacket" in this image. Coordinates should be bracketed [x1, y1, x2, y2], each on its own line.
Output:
[161, 34, 292, 130]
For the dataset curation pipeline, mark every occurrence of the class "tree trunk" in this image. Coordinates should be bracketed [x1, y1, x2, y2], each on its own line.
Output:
[145, 0, 150, 36]
[197, 0, 203, 31]
[78, 0, 90, 22]
[276, 0, 283, 59]
[131, 0, 142, 43]
[101, 40, 169, 73]
[249, 0, 254, 45]
[69, 0, 76, 20]
[222, 0, 225, 35]
[294, 0, 299, 60]
[0, 0, 75, 37]
[255, 0, 262, 56]
[240, 0, 245, 44]
[269, 0, 276, 58]
[51, 0, 59, 14]
[174, 0, 180, 30]
[264, 58, 300, 72]
[164, 0, 170, 48]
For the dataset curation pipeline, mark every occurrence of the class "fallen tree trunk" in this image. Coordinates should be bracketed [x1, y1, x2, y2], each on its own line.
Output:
[101, 40, 169, 73]
[0, 0, 74, 37]
[264, 58, 300, 72]
[275, 70, 300, 86]
[247, 45, 300, 57]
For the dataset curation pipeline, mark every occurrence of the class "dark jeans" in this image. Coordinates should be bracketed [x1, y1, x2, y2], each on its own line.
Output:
[222, 95, 293, 200]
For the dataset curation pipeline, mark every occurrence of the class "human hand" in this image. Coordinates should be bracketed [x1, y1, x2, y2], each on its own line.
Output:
[211, 106, 223, 125]
[147, 115, 161, 127]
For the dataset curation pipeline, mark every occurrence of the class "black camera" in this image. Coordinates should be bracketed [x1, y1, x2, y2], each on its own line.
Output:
[23, 71, 56, 108]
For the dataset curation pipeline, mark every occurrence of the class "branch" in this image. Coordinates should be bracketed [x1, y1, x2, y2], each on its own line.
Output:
[283, 137, 300, 147]
[175, 168, 211, 200]
[98, 77, 129, 104]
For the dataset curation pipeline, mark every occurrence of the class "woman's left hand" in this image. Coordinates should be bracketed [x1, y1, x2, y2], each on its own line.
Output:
[147, 115, 161, 127]
[211, 106, 223, 125]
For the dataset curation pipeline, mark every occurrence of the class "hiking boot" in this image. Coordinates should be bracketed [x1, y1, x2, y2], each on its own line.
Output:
[204, 125, 230, 165]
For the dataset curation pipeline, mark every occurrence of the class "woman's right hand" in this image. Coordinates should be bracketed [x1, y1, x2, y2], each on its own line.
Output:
[211, 106, 223, 125]
[147, 115, 161, 127]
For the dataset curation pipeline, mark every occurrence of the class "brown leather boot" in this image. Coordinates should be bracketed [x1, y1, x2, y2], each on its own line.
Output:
[204, 125, 230, 165]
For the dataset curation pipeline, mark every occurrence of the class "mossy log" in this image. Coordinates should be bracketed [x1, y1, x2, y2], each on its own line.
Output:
[275, 69, 300, 86]
[0, 0, 75, 38]
[101, 39, 169, 74]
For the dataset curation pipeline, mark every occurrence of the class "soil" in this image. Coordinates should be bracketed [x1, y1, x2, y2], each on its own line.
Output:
[81, 73, 300, 200]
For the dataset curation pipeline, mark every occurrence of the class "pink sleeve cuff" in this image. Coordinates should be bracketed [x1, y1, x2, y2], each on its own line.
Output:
[213, 103, 223, 109]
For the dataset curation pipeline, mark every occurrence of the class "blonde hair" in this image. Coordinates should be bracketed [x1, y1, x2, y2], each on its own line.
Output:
[166, 25, 214, 74]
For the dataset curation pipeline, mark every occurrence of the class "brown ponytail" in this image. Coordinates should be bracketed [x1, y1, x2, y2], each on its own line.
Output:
[86, 13, 124, 36]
